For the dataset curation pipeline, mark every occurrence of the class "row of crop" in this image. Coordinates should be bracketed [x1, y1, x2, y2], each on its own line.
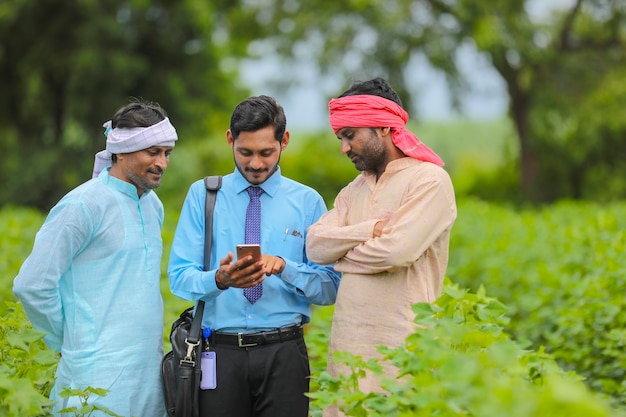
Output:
[305, 283, 623, 417]
[2, 280, 621, 417]
[1, 200, 625, 415]
[448, 198, 626, 407]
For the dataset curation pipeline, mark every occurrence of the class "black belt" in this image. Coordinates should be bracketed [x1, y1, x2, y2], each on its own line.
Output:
[210, 325, 303, 348]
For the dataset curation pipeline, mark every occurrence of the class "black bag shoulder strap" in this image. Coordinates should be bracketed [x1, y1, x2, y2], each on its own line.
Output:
[188, 175, 222, 343]
[203, 175, 222, 271]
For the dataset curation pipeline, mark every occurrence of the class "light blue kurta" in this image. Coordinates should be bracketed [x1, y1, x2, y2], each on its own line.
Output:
[13, 169, 167, 417]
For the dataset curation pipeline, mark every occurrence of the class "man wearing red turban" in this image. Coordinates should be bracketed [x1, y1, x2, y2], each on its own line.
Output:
[306, 77, 457, 417]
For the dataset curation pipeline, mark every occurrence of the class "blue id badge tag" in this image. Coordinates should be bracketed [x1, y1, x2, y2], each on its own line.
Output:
[200, 351, 217, 389]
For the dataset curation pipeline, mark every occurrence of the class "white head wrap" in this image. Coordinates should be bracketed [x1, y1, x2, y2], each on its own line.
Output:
[92, 117, 178, 178]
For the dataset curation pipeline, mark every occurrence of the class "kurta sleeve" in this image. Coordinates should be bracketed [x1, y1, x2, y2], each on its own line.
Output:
[13, 201, 93, 351]
[339, 167, 456, 274]
[306, 186, 379, 265]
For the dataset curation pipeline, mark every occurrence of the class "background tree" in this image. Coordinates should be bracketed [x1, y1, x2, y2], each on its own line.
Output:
[221, 0, 626, 202]
[2, 0, 625, 208]
[0, 0, 245, 210]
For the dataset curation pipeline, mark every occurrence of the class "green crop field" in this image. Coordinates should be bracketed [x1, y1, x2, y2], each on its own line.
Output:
[2, 119, 625, 416]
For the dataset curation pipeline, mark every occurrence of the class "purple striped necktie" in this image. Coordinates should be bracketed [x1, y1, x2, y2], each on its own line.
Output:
[244, 186, 263, 303]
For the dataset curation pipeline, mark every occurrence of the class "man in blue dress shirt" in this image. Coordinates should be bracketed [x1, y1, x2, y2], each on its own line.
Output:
[168, 95, 340, 417]
[13, 99, 177, 416]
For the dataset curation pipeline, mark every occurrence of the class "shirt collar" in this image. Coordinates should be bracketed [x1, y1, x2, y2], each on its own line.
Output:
[361, 157, 422, 186]
[232, 166, 282, 198]
[384, 157, 420, 173]
[99, 168, 152, 200]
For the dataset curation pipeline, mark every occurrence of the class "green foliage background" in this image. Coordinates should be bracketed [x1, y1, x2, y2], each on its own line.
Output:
[219, 0, 626, 202]
[3, 199, 625, 415]
[2, 0, 625, 208]
[0, 0, 243, 210]
[449, 198, 626, 401]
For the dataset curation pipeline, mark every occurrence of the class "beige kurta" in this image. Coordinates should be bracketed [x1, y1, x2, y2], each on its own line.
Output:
[306, 157, 456, 416]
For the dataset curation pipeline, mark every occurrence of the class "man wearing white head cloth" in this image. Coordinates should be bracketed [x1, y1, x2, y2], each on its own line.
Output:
[14, 99, 177, 417]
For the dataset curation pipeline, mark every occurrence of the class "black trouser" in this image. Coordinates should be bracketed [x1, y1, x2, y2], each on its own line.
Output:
[198, 336, 310, 417]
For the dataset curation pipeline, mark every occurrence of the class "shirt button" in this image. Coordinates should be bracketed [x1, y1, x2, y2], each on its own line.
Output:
[248, 315, 252, 319]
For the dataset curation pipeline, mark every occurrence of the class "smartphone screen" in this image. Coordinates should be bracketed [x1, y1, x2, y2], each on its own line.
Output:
[236, 244, 261, 260]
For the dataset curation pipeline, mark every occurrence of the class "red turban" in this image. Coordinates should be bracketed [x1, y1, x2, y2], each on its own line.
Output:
[328, 95, 444, 166]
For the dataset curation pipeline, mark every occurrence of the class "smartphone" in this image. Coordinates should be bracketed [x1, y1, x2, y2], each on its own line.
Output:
[236, 244, 261, 261]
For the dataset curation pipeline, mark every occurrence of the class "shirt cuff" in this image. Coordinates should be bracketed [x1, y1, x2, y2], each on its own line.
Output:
[276, 257, 297, 285]
[205, 270, 224, 294]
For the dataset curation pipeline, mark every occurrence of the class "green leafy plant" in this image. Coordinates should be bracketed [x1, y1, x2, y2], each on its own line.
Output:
[308, 283, 622, 417]
[449, 199, 626, 406]
[58, 387, 125, 417]
[0, 301, 56, 417]
[4, 200, 626, 415]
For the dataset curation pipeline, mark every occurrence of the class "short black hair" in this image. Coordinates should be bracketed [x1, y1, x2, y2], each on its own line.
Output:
[229, 95, 286, 142]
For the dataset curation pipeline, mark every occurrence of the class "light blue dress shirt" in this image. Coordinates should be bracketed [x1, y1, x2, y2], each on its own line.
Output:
[13, 169, 166, 417]
[168, 167, 340, 333]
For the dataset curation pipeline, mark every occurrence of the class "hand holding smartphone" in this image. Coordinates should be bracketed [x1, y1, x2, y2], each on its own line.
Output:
[236, 244, 261, 261]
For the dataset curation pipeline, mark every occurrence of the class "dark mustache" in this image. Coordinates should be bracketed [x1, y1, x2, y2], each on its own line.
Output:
[148, 167, 164, 175]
